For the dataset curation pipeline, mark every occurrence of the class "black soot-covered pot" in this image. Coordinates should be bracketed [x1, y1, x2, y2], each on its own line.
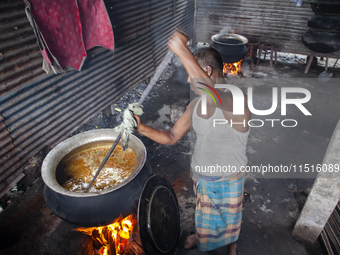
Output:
[211, 33, 249, 63]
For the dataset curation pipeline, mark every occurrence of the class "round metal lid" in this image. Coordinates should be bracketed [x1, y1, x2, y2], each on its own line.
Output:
[138, 175, 181, 255]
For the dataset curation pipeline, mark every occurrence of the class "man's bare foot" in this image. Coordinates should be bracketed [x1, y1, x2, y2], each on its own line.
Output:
[184, 234, 196, 249]
[226, 242, 237, 255]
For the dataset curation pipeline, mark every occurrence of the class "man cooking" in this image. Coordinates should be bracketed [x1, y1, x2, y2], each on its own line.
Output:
[134, 31, 251, 255]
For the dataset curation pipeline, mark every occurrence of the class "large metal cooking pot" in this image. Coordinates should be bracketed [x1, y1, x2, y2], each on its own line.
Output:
[302, 29, 340, 53]
[311, 1, 340, 15]
[42, 129, 152, 227]
[211, 33, 249, 63]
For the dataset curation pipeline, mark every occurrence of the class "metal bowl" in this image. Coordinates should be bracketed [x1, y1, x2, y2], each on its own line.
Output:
[211, 33, 248, 45]
[42, 129, 152, 227]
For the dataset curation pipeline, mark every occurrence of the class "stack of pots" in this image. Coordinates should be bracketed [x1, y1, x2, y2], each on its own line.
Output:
[302, 0, 340, 53]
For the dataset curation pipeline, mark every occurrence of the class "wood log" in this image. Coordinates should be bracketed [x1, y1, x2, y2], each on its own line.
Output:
[129, 241, 145, 255]
[91, 236, 103, 251]
[123, 248, 135, 255]
[131, 230, 142, 247]
[108, 234, 116, 255]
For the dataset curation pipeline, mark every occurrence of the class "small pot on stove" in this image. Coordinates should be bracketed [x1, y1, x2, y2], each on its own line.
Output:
[211, 33, 249, 63]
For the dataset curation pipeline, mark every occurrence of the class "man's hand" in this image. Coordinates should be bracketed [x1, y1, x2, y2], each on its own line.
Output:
[134, 114, 143, 132]
[168, 31, 189, 56]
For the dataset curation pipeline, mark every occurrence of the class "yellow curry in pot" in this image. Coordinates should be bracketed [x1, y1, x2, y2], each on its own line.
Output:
[57, 144, 137, 193]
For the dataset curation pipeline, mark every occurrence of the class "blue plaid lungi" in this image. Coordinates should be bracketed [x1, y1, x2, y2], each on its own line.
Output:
[192, 170, 246, 252]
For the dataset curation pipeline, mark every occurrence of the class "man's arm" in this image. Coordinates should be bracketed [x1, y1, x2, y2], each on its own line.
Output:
[135, 104, 191, 145]
[168, 35, 209, 82]
[168, 32, 234, 112]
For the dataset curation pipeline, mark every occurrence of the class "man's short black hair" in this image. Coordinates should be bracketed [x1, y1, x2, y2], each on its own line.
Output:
[193, 47, 223, 72]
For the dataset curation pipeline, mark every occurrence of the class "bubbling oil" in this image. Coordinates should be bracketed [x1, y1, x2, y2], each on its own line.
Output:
[57, 144, 137, 193]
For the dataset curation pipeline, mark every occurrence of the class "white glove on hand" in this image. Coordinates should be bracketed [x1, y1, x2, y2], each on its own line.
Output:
[112, 103, 143, 151]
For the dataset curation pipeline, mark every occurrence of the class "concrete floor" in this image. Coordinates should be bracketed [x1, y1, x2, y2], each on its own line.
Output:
[1, 57, 339, 255]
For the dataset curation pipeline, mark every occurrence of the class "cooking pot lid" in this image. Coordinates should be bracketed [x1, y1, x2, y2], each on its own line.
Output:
[138, 175, 181, 255]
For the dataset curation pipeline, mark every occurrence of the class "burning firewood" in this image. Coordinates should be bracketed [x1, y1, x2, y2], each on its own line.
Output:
[75, 214, 137, 255]
[128, 241, 145, 255]
[122, 248, 134, 255]
[223, 59, 242, 78]
[108, 234, 116, 255]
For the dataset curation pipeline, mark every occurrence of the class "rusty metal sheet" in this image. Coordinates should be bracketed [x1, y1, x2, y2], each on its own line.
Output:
[0, 172, 25, 199]
[0, 0, 194, 197]
[0, 151, 22, 183]
[0, 135, 14, 158]
[0, 119, 8, 140]
[0, 116, 15, 159]
[1, 35, 154, 162]
[0, 115, 22, 188]
[150, 0, 195, 66]
[0, 0, 44, 96]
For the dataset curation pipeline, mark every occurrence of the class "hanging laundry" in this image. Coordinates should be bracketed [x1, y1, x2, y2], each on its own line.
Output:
[78, 0, 114, 52]
[24, 0, 114, 74]
[290, 0, 304, 7]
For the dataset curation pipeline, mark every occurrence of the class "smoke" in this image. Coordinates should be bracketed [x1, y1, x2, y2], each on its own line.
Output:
[219, 26, 233, 35]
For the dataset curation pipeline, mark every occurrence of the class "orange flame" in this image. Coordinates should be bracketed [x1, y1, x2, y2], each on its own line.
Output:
[223, 59, 242, 77]
[76, 214, 136, 255]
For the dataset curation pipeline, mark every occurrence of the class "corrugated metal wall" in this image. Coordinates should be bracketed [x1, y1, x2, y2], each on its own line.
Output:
[0, 0, 44, 96]
[195, 0, 330, 56]
[0, 0, 194, 197]
[150, 0, 194, 65]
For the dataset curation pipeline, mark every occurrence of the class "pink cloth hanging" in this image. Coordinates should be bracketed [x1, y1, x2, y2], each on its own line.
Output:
[78, 0, 114, 51]
[24, 0, 114, 73]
